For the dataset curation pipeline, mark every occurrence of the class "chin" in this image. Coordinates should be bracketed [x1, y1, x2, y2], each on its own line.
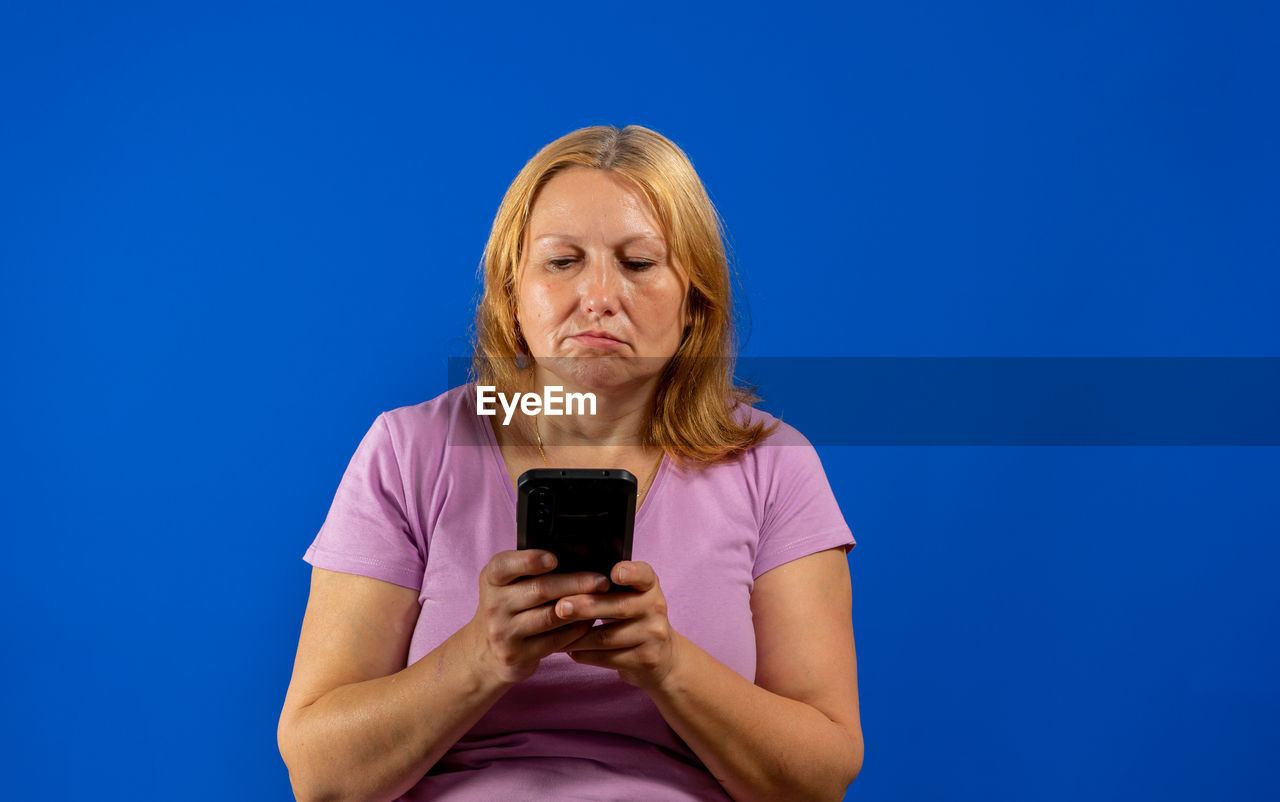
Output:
[539, 353, 668, 393]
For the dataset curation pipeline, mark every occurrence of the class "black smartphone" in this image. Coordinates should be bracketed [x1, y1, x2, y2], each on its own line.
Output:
[516, 468, 636, 589]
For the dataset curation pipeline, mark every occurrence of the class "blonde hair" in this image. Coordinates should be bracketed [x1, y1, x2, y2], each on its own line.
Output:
[472, 124, 775, 466]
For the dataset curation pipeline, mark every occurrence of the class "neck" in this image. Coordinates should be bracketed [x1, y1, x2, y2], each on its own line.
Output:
[525, 364, 657, 451]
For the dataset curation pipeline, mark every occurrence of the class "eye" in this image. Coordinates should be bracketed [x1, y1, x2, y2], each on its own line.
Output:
[622, 260, 655, 272]
[547, 258, 577, 270]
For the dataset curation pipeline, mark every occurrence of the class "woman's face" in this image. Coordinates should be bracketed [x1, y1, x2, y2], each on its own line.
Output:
[515, 166, 690, 393]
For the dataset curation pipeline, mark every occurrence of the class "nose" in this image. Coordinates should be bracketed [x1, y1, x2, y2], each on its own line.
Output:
[578, 253, 620, 318]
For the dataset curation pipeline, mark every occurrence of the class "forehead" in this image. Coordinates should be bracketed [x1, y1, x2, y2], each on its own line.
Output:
[526, 167, 665, 246]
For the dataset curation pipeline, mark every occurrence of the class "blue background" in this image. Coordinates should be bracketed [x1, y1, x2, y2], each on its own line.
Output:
[2, 1, 1277, 799]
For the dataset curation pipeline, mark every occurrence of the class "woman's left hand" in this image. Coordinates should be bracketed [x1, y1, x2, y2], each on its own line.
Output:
[555, 561, 679, 691]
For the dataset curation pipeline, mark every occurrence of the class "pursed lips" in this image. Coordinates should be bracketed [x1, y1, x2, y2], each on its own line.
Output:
[569, 330, 627, 347]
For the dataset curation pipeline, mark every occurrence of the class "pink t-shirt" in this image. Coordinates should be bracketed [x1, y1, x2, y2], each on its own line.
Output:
[303, 383, 856, 801]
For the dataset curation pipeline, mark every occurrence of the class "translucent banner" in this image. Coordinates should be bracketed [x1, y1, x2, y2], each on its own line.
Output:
[447, 357, 1280, 446]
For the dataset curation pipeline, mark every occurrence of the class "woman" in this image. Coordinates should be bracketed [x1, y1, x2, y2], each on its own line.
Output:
[278, 125, 863, 801]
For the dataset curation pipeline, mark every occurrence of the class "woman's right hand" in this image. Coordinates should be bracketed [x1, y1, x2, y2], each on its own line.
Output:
[465, 549, 609, 685]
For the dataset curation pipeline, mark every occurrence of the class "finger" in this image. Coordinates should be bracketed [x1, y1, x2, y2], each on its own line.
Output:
[555, 590, 641, 622]
[508, 596, 591, 639]
[612, 561, 658, 592]
[520, 618, 594, 655]
[484, 549, 556, 587]
[516, 571, 612, 612]
[566, 647, 629, 670]
[559, 620, 644, 652]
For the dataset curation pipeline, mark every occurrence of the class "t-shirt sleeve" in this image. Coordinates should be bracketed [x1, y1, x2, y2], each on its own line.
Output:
[303, 412, 425, 590]
[754, 434, 856, 580]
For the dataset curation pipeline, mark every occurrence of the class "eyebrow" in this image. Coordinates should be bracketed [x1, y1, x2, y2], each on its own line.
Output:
[533, 233, 665, 245]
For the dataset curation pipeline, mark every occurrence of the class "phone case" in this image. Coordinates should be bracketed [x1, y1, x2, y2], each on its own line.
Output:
[516, 468, 637, 585]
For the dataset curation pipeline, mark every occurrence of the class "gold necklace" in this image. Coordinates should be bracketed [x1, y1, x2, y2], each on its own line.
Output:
[533, 415, 663, 507]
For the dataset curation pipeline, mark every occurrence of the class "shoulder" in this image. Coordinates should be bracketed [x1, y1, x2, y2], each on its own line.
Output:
[726, 402, 843, 518]
[726, 401, 825, 477]
[369, 385, 492, 520]
[379, 383, 483, 447]
[667, 401, 829, 493]
[729, 404, 855, 573]
[730, 401, 812, 448]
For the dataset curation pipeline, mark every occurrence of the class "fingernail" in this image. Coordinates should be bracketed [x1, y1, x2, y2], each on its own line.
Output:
[542, 553, 555, 568]
[616, 565, 628, 583]
[558, 601, 574, 617]
[596, 576, 611, 591]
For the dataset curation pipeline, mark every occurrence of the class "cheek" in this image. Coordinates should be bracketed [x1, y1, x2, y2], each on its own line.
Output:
[520, 280, 563, 322]
[520, 281, 585, 347]
[634, 282, 688, 333]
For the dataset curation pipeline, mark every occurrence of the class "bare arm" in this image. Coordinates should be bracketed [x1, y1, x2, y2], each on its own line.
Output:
[653, 548, 863, 800]
[277, 555, 603, 802]
[558, 548, 863, 801]
[276, 567, 501, 802]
